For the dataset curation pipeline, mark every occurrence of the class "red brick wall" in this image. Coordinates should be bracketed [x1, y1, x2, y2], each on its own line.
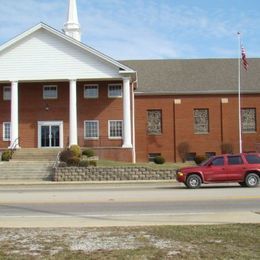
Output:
[134, 94, 260, 162]
[76, 81, 124, 148]
[1, 82, 259, 163]
[0, 80, 126, 150]
[134, 95, 175, 162]
[18, 82, 70, 148]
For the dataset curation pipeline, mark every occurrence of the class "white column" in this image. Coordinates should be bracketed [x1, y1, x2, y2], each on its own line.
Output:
[122, 77, 132, 148]
[69, 79, 78, 146]
[10, 81, 20, 148]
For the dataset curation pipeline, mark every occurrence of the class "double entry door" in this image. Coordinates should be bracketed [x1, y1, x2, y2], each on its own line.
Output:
[38, 121, 63, 148]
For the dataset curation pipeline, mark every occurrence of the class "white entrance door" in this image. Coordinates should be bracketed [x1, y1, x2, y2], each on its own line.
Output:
[38, 121, 63, 148]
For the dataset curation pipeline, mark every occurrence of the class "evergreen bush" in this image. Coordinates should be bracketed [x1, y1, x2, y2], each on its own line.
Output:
[79, 160, 89, 167]
[67, 156, 80, 166]
[154, 156, 165, 164]
[89, 160, 97, 167]
[82, 149, 95, 157]
[59, 149, 73, 163]
[1, 150, 12, 161]
[69, 145, 81, 157]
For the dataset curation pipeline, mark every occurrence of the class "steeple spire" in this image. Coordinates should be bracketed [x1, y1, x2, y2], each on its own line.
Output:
[63, 0, 81, 41]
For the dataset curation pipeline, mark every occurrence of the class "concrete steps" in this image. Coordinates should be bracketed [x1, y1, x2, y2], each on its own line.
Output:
[11, 148, 61, 161]
[0, 161, 54, 180]
[0, 149, 61, 181]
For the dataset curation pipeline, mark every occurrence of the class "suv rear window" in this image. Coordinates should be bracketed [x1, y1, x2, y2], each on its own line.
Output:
[228, 156, 243, 165]
[245, 154, 260, 164]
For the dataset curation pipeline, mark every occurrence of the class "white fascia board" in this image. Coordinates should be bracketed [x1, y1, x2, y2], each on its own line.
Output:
[0, 23, 42, 51]
[0, 22, 135, 74]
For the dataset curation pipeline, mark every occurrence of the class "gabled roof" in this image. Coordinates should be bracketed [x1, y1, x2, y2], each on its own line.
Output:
[122, 59, 260, 95]
[0, 22, 135, 75]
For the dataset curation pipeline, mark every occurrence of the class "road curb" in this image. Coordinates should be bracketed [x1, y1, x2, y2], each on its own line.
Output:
[0, 180, 177, 186]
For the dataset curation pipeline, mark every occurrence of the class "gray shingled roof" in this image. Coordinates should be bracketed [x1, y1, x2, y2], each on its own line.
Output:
[121, 59, 260, 95]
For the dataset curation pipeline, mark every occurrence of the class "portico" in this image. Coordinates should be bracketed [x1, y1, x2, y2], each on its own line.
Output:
[0, 0, 136, 162]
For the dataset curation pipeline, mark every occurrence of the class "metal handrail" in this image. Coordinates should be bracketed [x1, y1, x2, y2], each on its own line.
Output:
[9, 137, 20, 158]
[52, 151, 61, 168]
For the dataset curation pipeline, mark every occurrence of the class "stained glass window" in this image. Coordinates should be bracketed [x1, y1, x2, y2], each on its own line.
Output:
[242, 108, 256, 132]
[194, 109, 209, 134]
[147, 110, 162, 135]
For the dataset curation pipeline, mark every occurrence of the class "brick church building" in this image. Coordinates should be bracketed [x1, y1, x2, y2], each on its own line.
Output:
[0, 0, 259, 162]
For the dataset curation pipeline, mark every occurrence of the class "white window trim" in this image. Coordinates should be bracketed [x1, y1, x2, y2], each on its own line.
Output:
[3, 86, 11, 101]
[84, 84, 99, 99]
[3, 122, 11, 141]
[108, 120, 123, 139]
[108, 84, 122, 98]
[84, 120, 99, 140]
[43, 85, 58, 99]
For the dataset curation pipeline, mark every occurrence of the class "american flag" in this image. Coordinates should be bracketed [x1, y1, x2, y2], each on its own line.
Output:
[241, 46, 248, 70]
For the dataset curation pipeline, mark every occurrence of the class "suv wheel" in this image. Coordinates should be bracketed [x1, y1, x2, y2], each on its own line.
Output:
[245, 173, 259, 188]
[185, 174, 202, 189]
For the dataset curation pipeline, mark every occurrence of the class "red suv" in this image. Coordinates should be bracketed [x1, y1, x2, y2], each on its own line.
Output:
[176, 153, 260, 188]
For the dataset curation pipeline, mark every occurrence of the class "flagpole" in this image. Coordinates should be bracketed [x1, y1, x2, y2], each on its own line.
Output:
[237, 32, 242, 153]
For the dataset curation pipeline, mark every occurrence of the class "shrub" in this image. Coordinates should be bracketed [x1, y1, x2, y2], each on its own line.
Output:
[69, 145, 81, 158]
[1, 150, 12, 161]
[221, 143, 233, 154]
[194, 155, 206, 165]
[89, 160, 97, 167]
[154, 156, 165, 164]
[59, 149, 73, 163]
[177, 142, 190, 162]
[82, 149, 95, 158]
[67, 156, 80, 166]
[79, 160, 89, 167]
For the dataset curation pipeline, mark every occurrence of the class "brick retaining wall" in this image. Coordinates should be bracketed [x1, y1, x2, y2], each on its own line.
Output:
[53, 167, 176, 182]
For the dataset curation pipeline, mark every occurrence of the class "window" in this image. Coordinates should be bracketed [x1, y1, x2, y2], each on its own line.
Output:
[109, 120, 123, 139]
[3, 122, 11, 141]
[228, 156, 243, 165]
[3, 86, 11, 101]
[147, 110, 162, 135]
[194, 109, 209, 134]
[43, 85, 58, 99]
[108, 84, 122, 98]
[242, 108, 256, 132]
[211, 157, 224, 166]
[245, 154, 260, 164]
[84, 85, 99, 98]
[84, 120, 99, 139]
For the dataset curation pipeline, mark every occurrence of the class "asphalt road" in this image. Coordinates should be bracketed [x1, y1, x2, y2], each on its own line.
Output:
[0, 182, 259, 227]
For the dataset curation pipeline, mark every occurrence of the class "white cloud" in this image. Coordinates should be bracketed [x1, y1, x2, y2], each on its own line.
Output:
[0, 0, 260, 59]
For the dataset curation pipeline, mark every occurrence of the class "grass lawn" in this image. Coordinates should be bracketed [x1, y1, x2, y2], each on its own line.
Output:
[0, 224, 259, 259]
[97, 160, 195, 170]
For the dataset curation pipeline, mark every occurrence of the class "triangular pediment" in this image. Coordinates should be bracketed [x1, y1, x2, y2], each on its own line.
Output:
[0, 23, 135, 82]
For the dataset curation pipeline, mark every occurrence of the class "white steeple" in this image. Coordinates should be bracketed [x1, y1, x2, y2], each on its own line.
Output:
[63, 0, 81, 41]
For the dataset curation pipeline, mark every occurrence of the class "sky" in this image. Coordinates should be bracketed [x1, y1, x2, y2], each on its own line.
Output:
[0, 0, 260, 60]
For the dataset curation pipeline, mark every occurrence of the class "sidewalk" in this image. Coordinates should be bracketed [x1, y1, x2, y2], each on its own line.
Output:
[0, 179, 177, 186]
